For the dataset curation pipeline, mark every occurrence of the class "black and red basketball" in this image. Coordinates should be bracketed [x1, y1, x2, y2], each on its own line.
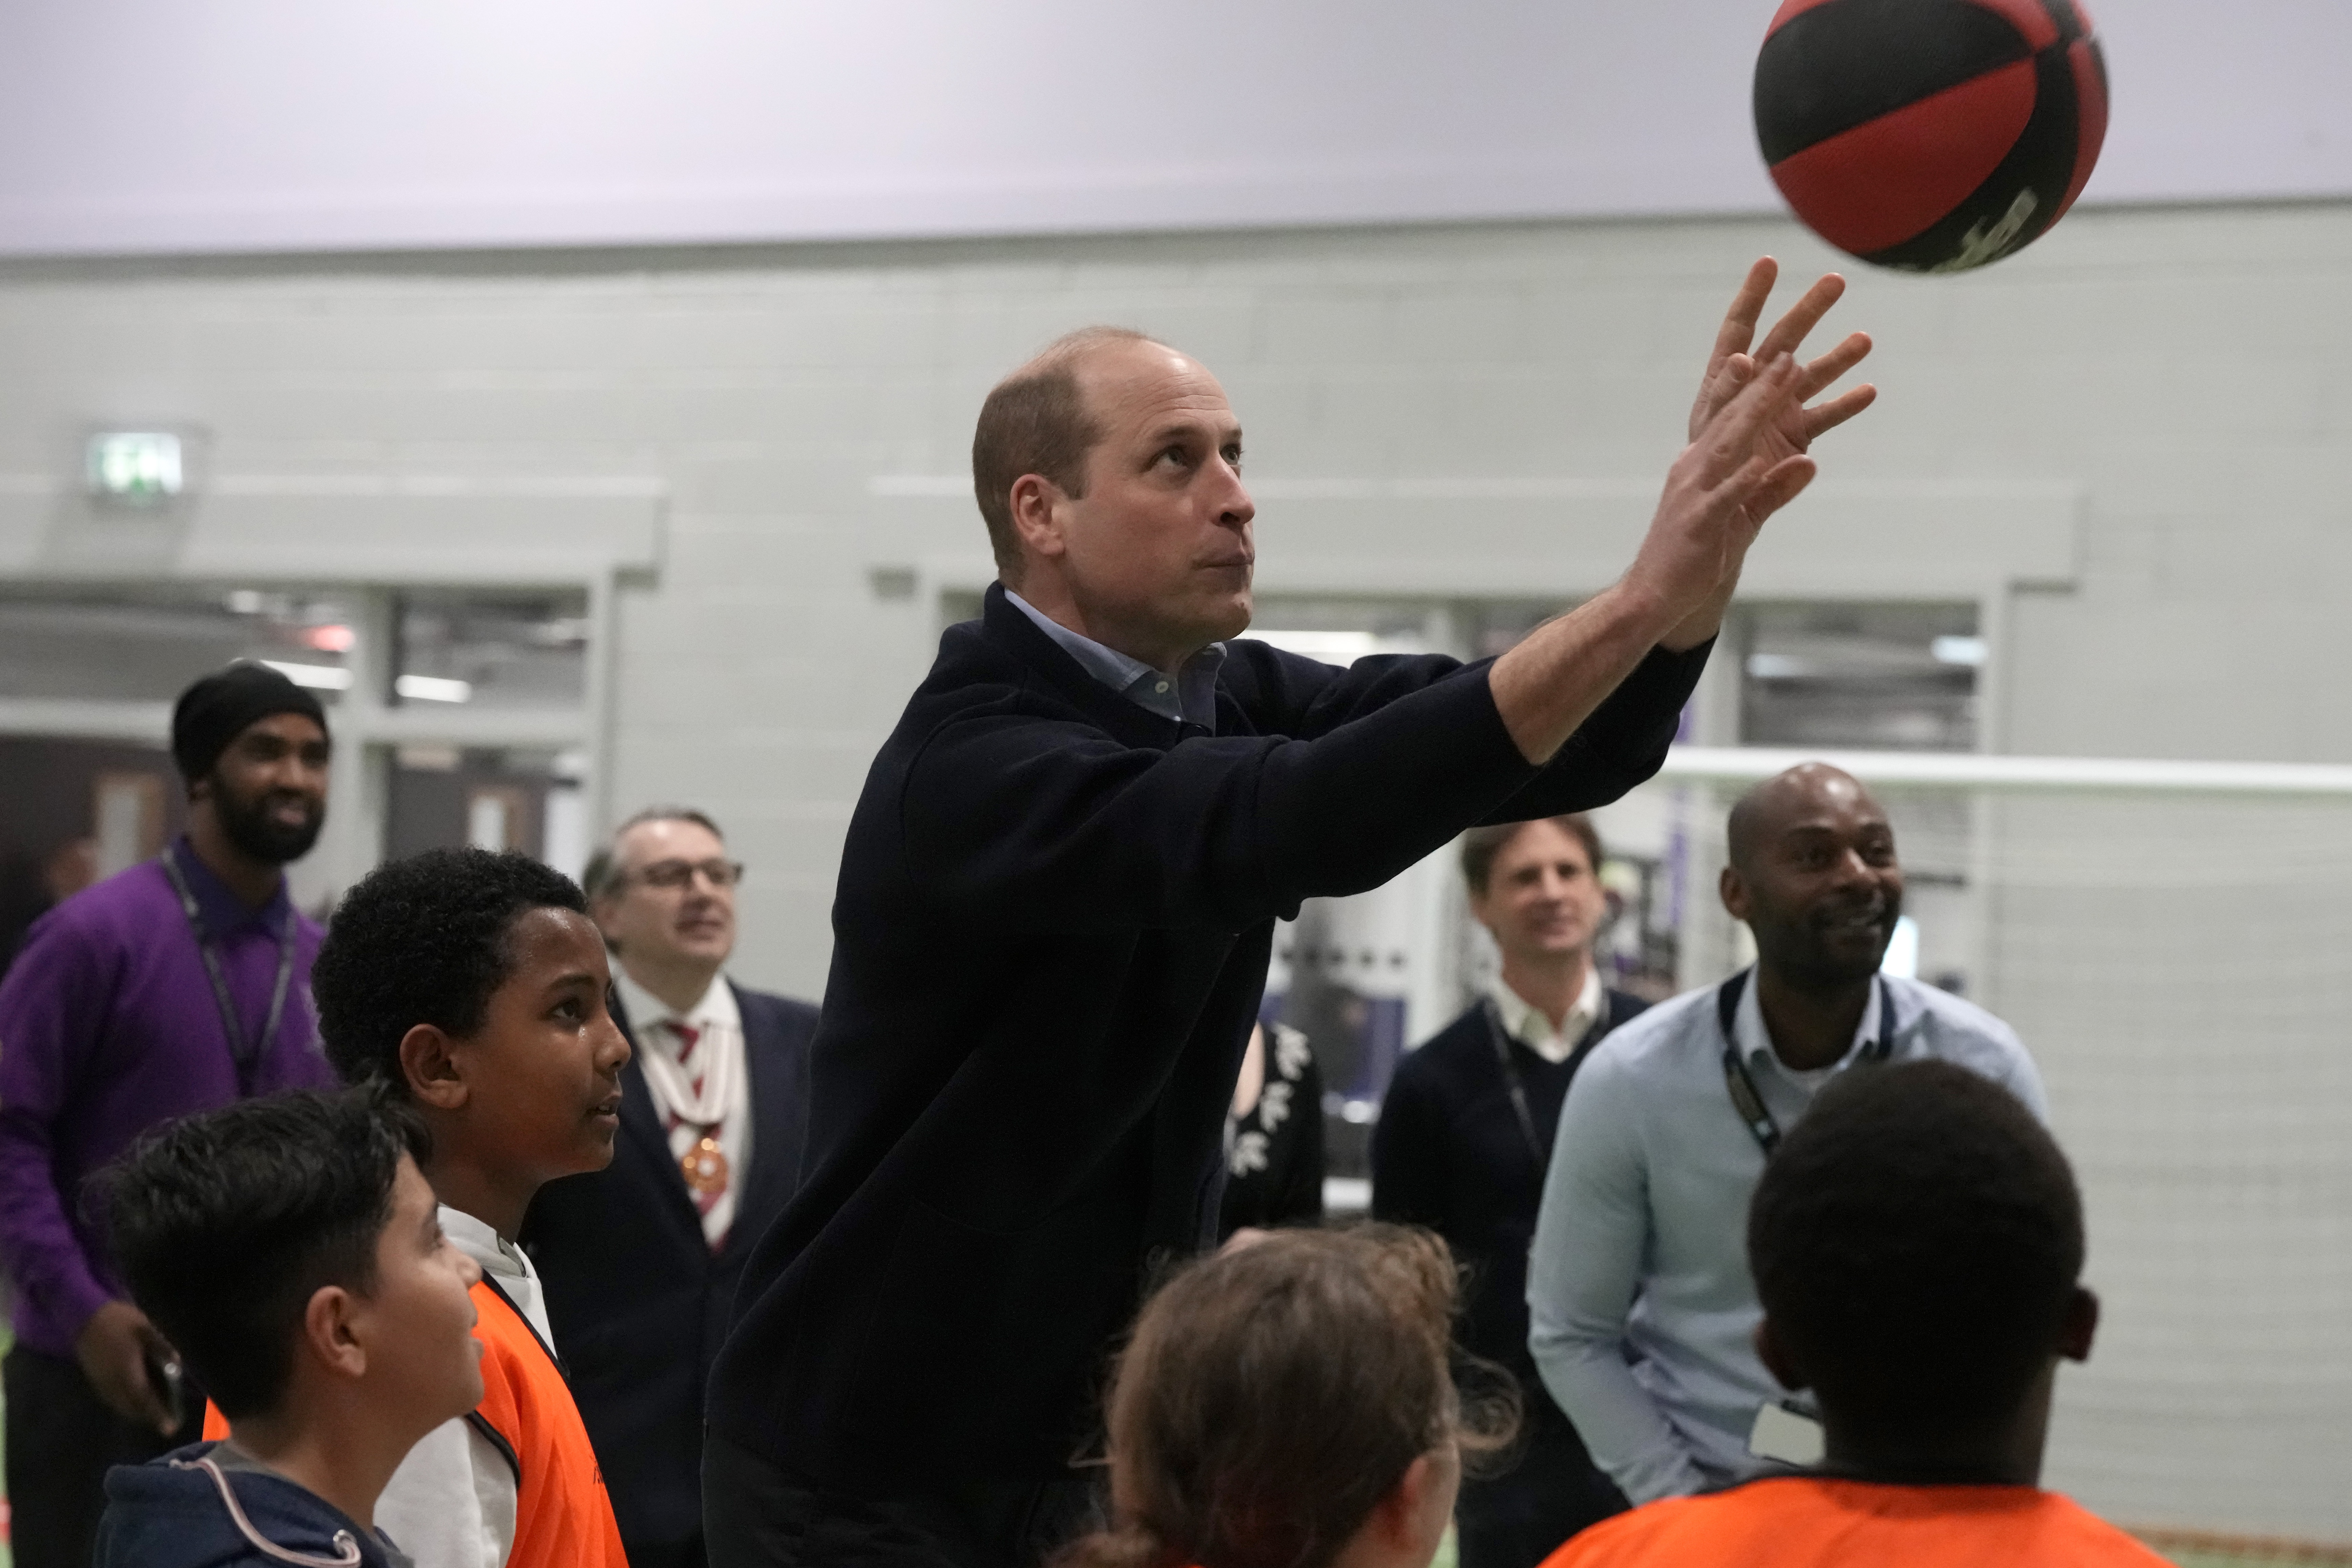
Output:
[1753, 0, 2109, 272]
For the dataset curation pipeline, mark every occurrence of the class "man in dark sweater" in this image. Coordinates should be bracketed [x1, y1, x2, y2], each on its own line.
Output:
[1373, 815, 1645, 1568]
[705, 261, 1876, 1568]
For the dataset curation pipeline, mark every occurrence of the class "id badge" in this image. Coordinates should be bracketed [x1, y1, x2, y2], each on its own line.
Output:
[1748, 1400, 1825, 1466]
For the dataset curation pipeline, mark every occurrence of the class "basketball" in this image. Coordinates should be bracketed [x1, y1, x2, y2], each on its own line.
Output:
[1753, 0, 2109, 272]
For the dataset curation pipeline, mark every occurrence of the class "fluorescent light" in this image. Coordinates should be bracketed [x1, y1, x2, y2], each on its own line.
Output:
[1931, 635, 1988, 668]
[396, 674, 473, 703]
[303, 624, 356, 653]
[1745, 653, 1811, 680]
[259, 660, 353, 691]
[1246, 629, 1380, 662]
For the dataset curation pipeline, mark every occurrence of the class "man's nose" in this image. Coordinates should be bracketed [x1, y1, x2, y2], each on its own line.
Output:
[1211, 459, 1254, 528]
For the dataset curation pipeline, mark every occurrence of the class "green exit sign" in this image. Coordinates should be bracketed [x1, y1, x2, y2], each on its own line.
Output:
[86, 432, 182, 502]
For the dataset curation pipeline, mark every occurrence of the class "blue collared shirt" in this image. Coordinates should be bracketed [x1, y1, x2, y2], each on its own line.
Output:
[1526, 970, 2047, 1503]
[1004, 589, 1225, 731]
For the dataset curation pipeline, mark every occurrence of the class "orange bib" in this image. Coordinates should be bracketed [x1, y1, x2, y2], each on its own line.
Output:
[469, 1275, 628, 1568]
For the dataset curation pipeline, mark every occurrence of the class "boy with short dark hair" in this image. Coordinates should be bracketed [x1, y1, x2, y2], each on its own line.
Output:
[95, 1089, 481, 1568]
[307, 846, 632, 1568]
[1539, 1061, 2167, 1568]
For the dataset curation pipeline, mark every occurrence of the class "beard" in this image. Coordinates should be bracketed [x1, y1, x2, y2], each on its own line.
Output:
[211, 778, 326, 865]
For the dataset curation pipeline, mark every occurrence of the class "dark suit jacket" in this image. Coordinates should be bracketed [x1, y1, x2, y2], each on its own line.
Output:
[520, 980, 816, 1549]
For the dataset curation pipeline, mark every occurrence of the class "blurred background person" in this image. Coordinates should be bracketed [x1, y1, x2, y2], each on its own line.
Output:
[1216, 1019, 1325, 1241]
[523, 806, 817, 1568]
[1372, 815, 1645, 1566]
[0, 663, 337, 1568]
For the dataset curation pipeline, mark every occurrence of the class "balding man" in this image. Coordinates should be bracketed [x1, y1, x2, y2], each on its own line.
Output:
[1527, 764, 2045, 1508]
[707, 264, 1876, 1568]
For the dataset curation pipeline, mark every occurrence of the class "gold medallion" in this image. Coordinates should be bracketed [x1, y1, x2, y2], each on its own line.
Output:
[681, 1135, 729, 1196]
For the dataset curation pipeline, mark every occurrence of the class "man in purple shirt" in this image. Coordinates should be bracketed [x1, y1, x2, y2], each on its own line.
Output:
[0, 663, 340, 1568]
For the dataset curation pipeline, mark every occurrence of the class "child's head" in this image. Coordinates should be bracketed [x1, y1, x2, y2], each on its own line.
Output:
[1062, 1226, 1513, 1568]
[103, 1090, 482, 1442]
[1748, 1060, 2096, 1461]
[313, 847, 628, 1184]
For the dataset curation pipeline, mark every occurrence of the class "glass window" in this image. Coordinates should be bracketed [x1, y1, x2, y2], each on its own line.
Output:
[393, 591, 589, 711]
[0, 586, 358, 703]
[1739, 602, 1981, 751]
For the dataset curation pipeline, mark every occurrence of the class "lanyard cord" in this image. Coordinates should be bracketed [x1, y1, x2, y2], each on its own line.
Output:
[1478, 995, 1608, 1167]
[159, 845, 298, 1093]
[1715, 968, 1896, 1158]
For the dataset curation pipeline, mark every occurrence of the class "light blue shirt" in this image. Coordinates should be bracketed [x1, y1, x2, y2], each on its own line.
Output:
[1526, 970, 2047, 1504]
[1004, 588, 1224, 730]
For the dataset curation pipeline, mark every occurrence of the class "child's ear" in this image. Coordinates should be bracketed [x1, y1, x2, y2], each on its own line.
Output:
[304, 1286, 367, 1382]
[398, 1024, 469, 1112]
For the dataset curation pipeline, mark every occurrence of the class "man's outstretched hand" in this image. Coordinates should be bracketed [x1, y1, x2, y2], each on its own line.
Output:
[1489, 259, 1876, 765]
[1642, 258, 1877, 649]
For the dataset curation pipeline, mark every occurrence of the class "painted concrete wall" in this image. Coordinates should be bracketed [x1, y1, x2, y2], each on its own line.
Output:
[2, 201, 2349, 1534]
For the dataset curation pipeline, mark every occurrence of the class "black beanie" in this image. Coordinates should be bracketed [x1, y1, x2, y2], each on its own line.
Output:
[171, 664, 330, 781]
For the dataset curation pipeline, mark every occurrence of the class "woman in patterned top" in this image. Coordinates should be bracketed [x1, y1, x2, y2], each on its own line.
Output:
[1216, 1021, 1325, 1239]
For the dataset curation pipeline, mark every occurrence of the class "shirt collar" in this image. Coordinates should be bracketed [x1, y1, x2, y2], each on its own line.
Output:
[167, 836, 290, 936]
[1733, 967, 1886, 1074]
[613, 968, 738, 1039]
[1487, 966, 1605, 1064]
[438, 1203, 527, 1280]
[1003, 588, 1223, 730]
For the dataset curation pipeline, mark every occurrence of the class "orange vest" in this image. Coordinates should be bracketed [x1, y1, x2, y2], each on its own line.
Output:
[1537, 1475, 2171, 1568]
[201, 1276, 627, 1568]
[469, 1275, 628, 1568]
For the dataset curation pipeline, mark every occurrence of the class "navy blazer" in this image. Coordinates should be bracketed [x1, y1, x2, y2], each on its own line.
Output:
[520, 980, 816, 1550]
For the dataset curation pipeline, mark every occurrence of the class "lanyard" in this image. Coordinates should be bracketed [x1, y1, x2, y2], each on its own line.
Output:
[1478, 995, 1608, 1166]
[159, 845, 298, 1093]
[1714, 968, 1895, 1158]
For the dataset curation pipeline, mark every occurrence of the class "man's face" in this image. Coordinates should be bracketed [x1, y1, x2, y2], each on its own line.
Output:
[449, 906, 631, 1180]
[1050, 341, 1255, 656]
[199, 712, 331, 865]
[592, 819, 736, 977]
[1722, 774, 1905, 987]
[1470, 820, 1608, 972]
[355, 1153, 484, 1428]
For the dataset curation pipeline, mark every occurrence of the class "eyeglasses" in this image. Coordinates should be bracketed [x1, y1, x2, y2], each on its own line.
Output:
[628, 858, 745, 891]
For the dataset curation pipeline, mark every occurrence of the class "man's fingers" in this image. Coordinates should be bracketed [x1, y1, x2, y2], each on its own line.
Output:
[1700, 353, 1802, 479]
[1708, 258, 1779, 366]
[1796, 331, 1873, 400]
[1754, 272, 1848, 362]
[1802, 383, 1879, 442]
[1743, 455, 1819, 523]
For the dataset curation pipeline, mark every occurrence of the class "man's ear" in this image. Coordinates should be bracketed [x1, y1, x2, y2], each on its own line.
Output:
[398, 1024, 468, 1113]
[2058, 1286, 2099, 1364]
[303, 1285, 367, 1383]
[1719, 864, 1751, 922]
[1754, 1316, 1809, 1393]
[1007, 473, 1071, 566]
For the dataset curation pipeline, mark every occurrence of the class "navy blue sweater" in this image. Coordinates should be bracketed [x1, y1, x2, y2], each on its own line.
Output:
[1371, 991, 1648, 1431]
[98, 1443, 409, 1568]
[708, 584, 1709, 1489]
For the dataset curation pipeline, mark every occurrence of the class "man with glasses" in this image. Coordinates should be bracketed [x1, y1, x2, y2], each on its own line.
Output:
[521, 806, 817, 1568]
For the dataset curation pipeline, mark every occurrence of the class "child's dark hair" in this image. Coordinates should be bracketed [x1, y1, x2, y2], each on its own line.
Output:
[1056, 1225, 1515, 1568]
[314, 846, 588, 1092]
[99, 1088, 430, 1419]
[1748, 1060, 2084, 1442]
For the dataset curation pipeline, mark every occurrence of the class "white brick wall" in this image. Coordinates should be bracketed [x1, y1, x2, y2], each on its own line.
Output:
[5, 202, 2351, 1538]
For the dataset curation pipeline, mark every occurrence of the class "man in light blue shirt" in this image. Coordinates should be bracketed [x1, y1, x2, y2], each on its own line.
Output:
[1527, 762, 2045, 1505]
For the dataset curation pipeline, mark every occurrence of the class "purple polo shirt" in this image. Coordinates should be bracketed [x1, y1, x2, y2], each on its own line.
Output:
[0, 839, 335, 1357]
